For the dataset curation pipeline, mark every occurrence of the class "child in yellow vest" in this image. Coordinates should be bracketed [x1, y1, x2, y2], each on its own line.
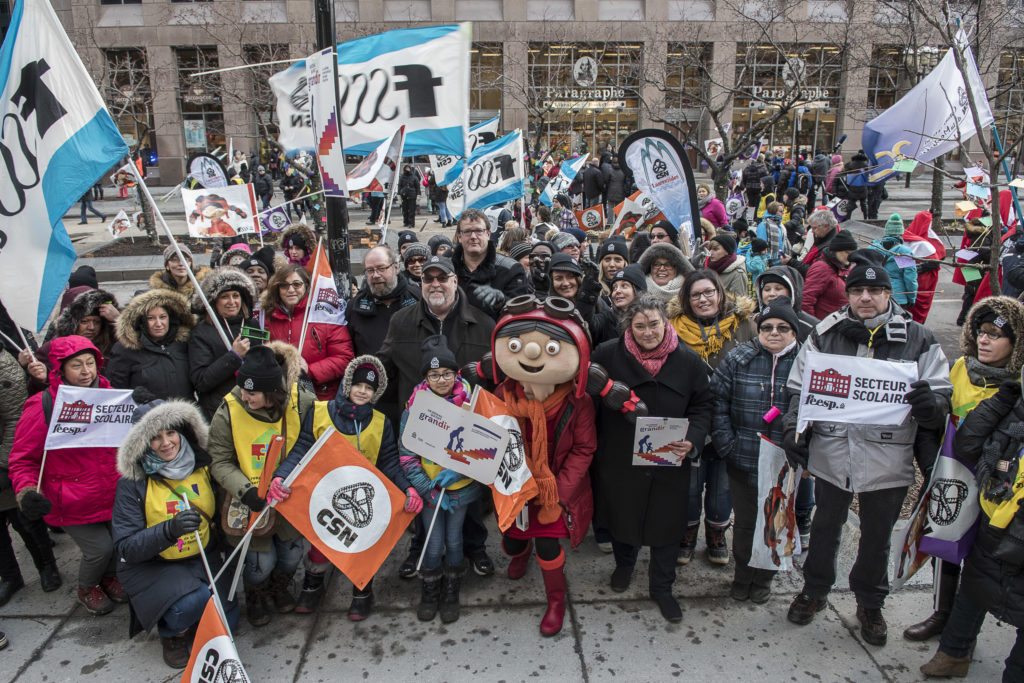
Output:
[270, 355, 422, 619]
[398, 336, 484, 624]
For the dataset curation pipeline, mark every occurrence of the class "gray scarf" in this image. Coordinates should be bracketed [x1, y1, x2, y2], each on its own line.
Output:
[142, 437, 196, 481]
[964, 355, 1017, 387]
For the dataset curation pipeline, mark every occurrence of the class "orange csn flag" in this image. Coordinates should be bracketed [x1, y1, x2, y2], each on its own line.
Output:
[472, 388, 538, 531]
[181, 596, 249, 683]
[575, 204, 605, 231]
[275, 429, 414, 590]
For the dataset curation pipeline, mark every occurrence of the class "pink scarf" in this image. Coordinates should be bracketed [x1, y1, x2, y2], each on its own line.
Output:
[625, 323, 679, 376]
[405, 375, 470, 409]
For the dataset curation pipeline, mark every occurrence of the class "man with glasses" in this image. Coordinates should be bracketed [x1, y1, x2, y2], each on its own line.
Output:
[451, 209, 529, 319]
[782, 252, 951, 648]
[347, 246, 420, 371]
[378, 255, 497, 578]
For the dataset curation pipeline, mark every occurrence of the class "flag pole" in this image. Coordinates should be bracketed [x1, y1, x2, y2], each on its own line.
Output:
[0, 330, 26, 354]
[127, 164, 232, 350]
[296, 237, 322, 354]
[379, 128, 406, 246]
[177, 493, 235, 637]
[416, 489, 445, 572]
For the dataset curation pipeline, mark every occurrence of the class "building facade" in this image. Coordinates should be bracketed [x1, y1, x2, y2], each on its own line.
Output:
[44, 0, 1024, 184]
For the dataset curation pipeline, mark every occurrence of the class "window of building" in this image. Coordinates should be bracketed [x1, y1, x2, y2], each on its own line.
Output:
[471, 43, 503, 120]
[104, 48, 157, 160]
[175, 47, 225, 152]
[456, 0, 503, 20]
[335, 0, 359, 20]
[732, 43, 844, 157]
[383, 0, 430, 20]
[527, 43, 642, 158]
[667, 0, 714, 20]
[664, 43, 711, 117]
[996, 49, 1024, 161]
[527, 0, 573, 20]
[243, 44, 288, 163]
[866, 45, 941, 117]
[598, 0, 644, 20]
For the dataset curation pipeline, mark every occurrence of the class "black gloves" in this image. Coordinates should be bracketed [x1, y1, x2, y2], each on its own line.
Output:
[461, 352, 497, 389]
[166, 509, 202, 539]
[241, 487, 266, 512]
[906, 380, 942, 425]
[19, 489, 52, 521]
[472, 284, 506, 312]
[783, 428, 810, 470]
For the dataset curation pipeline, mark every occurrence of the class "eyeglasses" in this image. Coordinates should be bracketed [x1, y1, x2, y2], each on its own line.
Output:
[426, 370, 456, 382]
[280, 281, 305, 290]
[978, 329, 1008, 341]
[759, 324, 793, 334]
[421, 273, 452, 284]
[651, 261, 675, 271]
[364, 263, 396, 276]
[848, 286, 886, 297]
[460, 229, 487, 237]
[689, 288, 718, 301]
[651, 232, 670, 240]
[407, 257, 427, 265]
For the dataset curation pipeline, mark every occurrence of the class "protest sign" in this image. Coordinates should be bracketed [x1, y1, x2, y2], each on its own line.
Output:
[275, 429, 414, 590]
[402, 389, 509, 485]
[631, 417, 689, 466]
[795, 350, 918, 433]
[575, 204, 605, 231]
[260, 206, 290, 233]
[107, 210, 131, 238]
[181, 596, 249, 683]
[750, 437, 802, 571]
[704, 138, 723, 157]
[44, 386, 136, 450]
[471, 387, 538, 532]
[182, 185, 258, 238]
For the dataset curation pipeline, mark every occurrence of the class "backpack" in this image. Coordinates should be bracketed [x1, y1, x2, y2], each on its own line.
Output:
[789, 167, 811, 194]
[844, 168, 869, 199]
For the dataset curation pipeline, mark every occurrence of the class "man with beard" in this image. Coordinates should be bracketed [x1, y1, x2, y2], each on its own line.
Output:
[378, 256, 496, 579]
[348, 246, 420, 361]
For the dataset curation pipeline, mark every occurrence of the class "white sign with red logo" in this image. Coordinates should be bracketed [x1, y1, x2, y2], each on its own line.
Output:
[306, 243, 346, 327]
[795, 350, 918, 434]
[44, 386, 137, 450]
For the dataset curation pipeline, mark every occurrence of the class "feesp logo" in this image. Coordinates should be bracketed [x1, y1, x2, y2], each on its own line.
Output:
[309, 465, 391, 553]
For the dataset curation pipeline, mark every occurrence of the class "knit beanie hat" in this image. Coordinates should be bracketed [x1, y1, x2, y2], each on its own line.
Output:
[397, 230, 419, 249]
[420, 334, 458, 375]
[67, 265, 98, 290]
[402, 243, 430, 265]
[611, 264, 647, 292]
[550, 231, 580, 252]
[597, 238, 629, 262]
[350, 362, 382, 391]
[548, 253, 584, 276]
[751, 238, 769, 254]
[652, 220, 679, 242]
[756, 300, 800, 333]
[245, 245, 276, 277]
[884, 213, 904, 238]
[710, 233, 738, 255]
[509, 242, 533, 261]
[975, 307, 1017, 345]
[236, 346, 284, 393]
[163, 244, 193, 264]
[828, 230, 859, 253]
[845, 250, 892, 290]
[428, 234, 453, 255]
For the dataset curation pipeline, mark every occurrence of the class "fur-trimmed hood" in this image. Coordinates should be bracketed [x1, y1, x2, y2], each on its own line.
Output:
[341, 354, 387, 404]
[961, 296, 1024, 376]
[667, 291, 756, 323]
[264, 340, 303, 389]
[638, 243, 694, 277]
[115, 289, 194, 350]
[117, 400, 209, 480]
[148, 267, 212, 298]
[192, 267, 257, 316]
[54, 288, 120, 338]
[280, 224, 317, 256]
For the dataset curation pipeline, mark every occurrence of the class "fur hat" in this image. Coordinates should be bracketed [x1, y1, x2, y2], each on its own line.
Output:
[342, 354, 388, 404]
[117, 400, 209, 480]
[115, 289, 194, 350]
[53, 289, 120, 337]
[638, 242, 692, 277]
[193, 268, 256, 316]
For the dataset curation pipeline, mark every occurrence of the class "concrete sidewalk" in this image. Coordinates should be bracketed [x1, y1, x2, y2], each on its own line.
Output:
[0, 516, 1013, 682]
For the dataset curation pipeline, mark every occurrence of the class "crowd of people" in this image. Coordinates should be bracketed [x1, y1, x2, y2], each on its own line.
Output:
[1, 190, 1022, 681]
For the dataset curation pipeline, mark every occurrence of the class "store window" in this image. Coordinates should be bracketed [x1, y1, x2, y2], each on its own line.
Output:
[527, 43, 642, 158]
[176, 47, 225, 152]
[731, 43, 843, 157]
[104, 48, 157, 162]
[471, 43, 503, 121]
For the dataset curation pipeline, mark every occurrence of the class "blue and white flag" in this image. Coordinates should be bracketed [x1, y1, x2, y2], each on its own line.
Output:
[0, 0, 129, 331]
[431, 115, 500, 187]
[863, 30, 993, 184]
[460, 130, 525, 215]
[539, 155, 589, 207]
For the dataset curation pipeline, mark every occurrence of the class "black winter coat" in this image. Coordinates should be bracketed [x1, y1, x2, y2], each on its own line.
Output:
[591, 336, 714, 547]
[604, 167, 626, 205]
[451, 242, 529, 319]
[581, 165, 606, 199]
[253, 174, 273, 199]
[377, 295, 495, 408]
[189, 316, 254, 420]
[107, 336, 194, 401]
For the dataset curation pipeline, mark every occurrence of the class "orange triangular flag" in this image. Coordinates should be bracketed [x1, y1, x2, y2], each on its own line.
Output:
[472, 388, 539, 531]
[181, 596, 248, 683]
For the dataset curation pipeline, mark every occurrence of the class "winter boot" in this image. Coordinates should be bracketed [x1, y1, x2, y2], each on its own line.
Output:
[677, 524, 699, 566]
[348, 580, 374, 622]
[267, 570, 297, 613]
[100, 575, 128, 604]
[77, 584, 114, 615]
[38, 562, 62, 593]
[440, 562, 466, 624]
[161, 632, 191, 669]
[503, 539, 532, 580]
[856, 605, 888, 646]
[417, 568, 444, 622]
[294, 570, 327, 614]
[920, 650, 971, 678]
[244, 580, 271, 627]
[787, 593, 827, 625]
[0, 575, 24, 607]
[904, 574, 957, 641]
[538, 550, 567, 637]
[705, 521, 730, 566]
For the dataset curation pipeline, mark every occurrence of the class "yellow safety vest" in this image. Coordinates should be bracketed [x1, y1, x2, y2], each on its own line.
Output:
[308, 402, 385, 465]
[145, 468, 216, 561]
[225, 386, 305, 487]
[981, 446, 1024, 529]
[950, 359, 1001, 425]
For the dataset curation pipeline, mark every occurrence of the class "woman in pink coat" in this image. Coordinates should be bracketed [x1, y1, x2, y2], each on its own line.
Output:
[8, 335, 125, 615]
[698, 184, 729, 229]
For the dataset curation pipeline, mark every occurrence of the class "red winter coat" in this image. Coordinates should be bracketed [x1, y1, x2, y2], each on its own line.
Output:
[264, 297, 354, 400]
[802, 258, 849, 319]
[8, 336, 118, 527]
[495, 383, 596, 548]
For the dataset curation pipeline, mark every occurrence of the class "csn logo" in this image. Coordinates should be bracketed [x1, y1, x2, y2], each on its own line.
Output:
[652, 159, 669, 180]
[337, 65, 444, 126]
[465, 155, 515, 192]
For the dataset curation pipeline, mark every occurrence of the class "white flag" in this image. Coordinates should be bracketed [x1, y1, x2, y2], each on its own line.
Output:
[45, 386, 136, 450]
[346, 126, 404, 194]
[307, 47, 347, 197]
[462, 130, 525, 214]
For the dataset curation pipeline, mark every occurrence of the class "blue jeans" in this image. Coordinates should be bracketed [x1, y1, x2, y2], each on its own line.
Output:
[687, 453, 732, 527]
[421, 502, 469, 572]
[941, 588, 1024, 682]
[158, 585, 240, 637]
[243, 535, 305, 586]
[438, 202, 452, 224]
[796, 475, 816, 522]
